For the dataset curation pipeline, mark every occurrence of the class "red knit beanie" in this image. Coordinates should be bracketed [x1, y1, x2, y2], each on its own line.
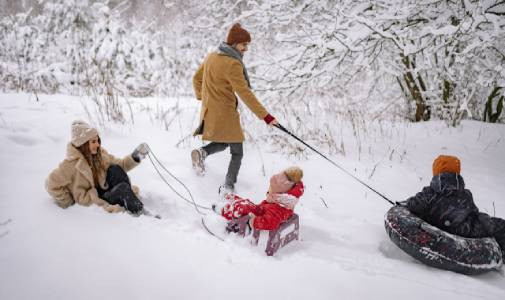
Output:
[432, 155, 461, 176]
[226, 23, 251, 45]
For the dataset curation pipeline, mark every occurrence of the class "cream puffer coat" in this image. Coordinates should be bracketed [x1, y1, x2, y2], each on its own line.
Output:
[45, 143, 139, 213]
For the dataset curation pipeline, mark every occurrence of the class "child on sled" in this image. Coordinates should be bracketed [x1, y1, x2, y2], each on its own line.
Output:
[213, 166, 304, 232]
[400, 155, 505, 258]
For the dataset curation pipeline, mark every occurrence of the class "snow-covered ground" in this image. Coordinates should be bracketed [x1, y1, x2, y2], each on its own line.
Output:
[1, 93, 504, 300]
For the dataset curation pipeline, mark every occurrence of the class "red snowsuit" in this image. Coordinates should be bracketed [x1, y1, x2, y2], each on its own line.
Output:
[221, 182, 304, 230]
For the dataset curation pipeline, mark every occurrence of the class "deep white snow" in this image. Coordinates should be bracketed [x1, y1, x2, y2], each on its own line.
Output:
[1, 93, 504, 300]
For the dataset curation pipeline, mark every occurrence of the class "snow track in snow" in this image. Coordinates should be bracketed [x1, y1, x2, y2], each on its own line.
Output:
[1, 93, 504, 300]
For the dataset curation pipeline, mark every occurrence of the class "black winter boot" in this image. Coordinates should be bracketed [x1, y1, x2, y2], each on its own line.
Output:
[103, 182, 143, 214]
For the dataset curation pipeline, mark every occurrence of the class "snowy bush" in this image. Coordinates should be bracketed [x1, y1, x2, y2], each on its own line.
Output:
[0, 0, 504, 143]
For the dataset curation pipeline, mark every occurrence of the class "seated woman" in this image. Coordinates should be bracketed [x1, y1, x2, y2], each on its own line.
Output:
[46, 120, 148, 214]
[400, 155, 505, 257]
[214, 166, 304, 231]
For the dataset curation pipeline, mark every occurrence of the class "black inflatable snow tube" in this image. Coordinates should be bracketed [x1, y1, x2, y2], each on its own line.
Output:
[385, 206, 503, 275]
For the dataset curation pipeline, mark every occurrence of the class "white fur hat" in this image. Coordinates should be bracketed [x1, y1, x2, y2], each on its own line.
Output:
[71, 120, 98, 147]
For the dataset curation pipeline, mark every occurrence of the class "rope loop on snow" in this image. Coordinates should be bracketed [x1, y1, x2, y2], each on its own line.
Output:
[145, 145, 211, 215]
[145, 145, 227, 241]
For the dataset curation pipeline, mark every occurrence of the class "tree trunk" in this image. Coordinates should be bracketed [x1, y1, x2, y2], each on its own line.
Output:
[442, 79, 453, 103]
[401, 55, 428, 121]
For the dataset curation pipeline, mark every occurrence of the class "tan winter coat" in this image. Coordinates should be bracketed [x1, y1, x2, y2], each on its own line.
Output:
[45, 143, 139, 213]
[192, 52, 269, 143]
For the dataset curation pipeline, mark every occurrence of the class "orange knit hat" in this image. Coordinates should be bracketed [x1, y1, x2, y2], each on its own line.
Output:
[432, 155, 461, 176]
[226, 23, 251, 45]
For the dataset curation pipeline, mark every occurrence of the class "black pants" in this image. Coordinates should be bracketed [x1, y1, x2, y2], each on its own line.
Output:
[97, 165, 143, 213]
[202, 142, 243, 187]
[454, 212, 505, 256]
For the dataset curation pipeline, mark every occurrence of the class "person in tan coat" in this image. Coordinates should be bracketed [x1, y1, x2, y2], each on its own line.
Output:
[45, 120, 149, 214]
[191, 23, 278, 195]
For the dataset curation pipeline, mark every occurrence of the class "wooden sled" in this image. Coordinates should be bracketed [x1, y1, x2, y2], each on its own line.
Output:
[227, 214, 300, 256]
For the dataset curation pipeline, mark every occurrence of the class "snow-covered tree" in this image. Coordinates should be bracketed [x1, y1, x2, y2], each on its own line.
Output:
[224, 0, 505, 125]
[1, 0, 504, 127]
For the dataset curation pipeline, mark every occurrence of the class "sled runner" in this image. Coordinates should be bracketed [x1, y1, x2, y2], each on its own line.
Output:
[227, 214, 300, 256]
[385, 206, 503, 275]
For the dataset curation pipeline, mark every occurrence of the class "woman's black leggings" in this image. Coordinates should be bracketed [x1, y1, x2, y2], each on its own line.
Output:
[97, 165, 143, 214]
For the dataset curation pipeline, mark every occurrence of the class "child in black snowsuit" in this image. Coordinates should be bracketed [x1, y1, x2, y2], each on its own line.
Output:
[401, 155, 505, 258]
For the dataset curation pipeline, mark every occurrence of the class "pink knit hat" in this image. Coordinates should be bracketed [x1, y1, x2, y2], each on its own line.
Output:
[266, 171, 299, 210]
[268, 172, 294, 194]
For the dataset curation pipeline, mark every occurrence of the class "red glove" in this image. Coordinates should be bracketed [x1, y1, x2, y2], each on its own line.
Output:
[263, 114, 276, 125]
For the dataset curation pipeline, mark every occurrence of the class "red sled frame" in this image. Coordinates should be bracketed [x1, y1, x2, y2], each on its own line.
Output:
[227, 214, 300, 256]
